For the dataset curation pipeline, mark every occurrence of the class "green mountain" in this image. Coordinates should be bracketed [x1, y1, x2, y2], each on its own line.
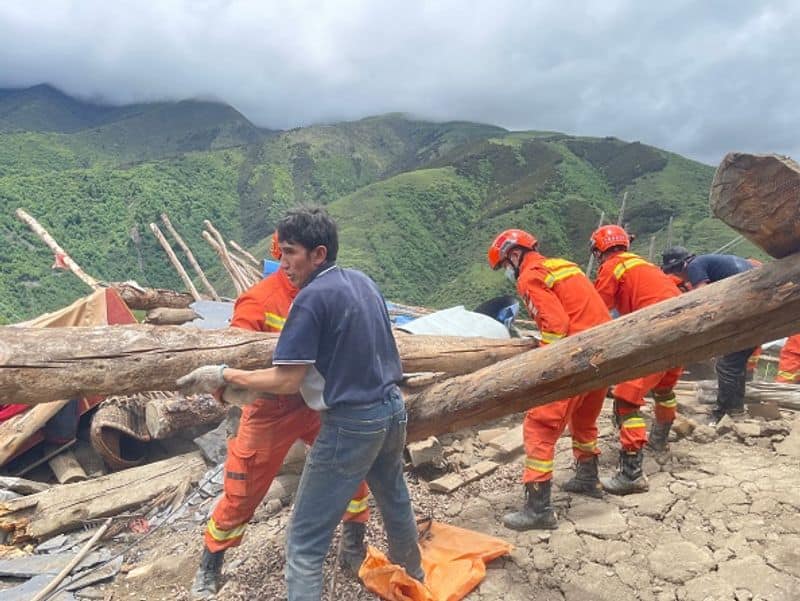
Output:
[0, 85, 761, 323]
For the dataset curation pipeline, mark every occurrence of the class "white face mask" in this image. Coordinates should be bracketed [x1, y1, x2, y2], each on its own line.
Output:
[504, 265, 517, 283]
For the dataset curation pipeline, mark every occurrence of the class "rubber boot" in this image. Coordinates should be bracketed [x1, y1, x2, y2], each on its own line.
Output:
[191, 548, 224, 600]
[338, 521, 367, 575]
[502, 480, 558, 531]
[562, 456, 603, 498]
[601, 450, 649, 495]
[647, 421, 672, 453]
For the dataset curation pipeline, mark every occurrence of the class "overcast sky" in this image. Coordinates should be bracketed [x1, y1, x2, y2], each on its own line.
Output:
[1, 0, 798, 164]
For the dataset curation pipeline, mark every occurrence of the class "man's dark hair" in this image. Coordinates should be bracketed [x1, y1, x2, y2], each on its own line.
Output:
[277, 206, 339, 262]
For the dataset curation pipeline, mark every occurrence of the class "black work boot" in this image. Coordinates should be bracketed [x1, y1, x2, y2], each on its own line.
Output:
[191, 548, 224, 599]
[502, 481, 558, 531]
[338, 521, 367, 575]
[647, 421, 673, 453]
[562, 456, 603, 498]
[601, 450, 649, 495]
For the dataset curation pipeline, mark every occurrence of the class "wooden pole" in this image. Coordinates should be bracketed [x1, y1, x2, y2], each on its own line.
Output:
[585, 210, 606, 275]
[665, 215, 674, 248]
[15, 208, 100, 290]
[203, 220, 255, 289]
[617, 191, 628, 225]
[228, 249, 261, 284]
[110, 282, 195, 311]
[710, 153, 800, 258]
[203, 231, 247, 294]
[149, 223, 202, 302]
[0, 329, 536, 405]
[229, 240, 260, 267]
[647, 234, 657, 261]
[160, 213, 220, 301]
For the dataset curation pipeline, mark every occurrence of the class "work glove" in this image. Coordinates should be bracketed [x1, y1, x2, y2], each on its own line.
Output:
[176, 364, 227, 396]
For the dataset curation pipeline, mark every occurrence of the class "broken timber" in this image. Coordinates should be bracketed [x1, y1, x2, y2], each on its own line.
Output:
[0, 452, 206, 543]
[710, 153, 800, 258]
[109, 282, 195, 311]
[0, 332, 536, 404]
[145, 394, 229, 440]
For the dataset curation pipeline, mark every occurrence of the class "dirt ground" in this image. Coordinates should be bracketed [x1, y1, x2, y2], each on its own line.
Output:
[90, 399, 800, 601]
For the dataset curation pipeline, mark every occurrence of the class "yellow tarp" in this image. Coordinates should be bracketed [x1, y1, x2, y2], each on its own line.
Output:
[359, 521, 512, 601]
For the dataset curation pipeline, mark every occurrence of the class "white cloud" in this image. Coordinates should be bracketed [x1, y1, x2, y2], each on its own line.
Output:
[1, 0, 798, 164]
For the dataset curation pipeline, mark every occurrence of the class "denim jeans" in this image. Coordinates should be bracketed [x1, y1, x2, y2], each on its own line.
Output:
[285, 387, 423, 601]
[715, 347, 756, 414]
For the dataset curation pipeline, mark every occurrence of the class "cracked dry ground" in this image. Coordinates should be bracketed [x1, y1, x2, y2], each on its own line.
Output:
[111, 406, 800, 601]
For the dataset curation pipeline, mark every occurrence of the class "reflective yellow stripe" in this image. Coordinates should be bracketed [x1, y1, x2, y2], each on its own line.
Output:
[540, 331, 566, 344]
[777, 370, 800, 382]
[572, 439, 597, 453]
[542, 259, 584, 288]
[346, 496, 369, 514]
[264, 312, 286, 330]
[621, 416, 647, 429]
[206, 517, 247, 542]
[525, 458, 554, 473]
[655, 393, 677, 408]
[612, 253, 648, 280]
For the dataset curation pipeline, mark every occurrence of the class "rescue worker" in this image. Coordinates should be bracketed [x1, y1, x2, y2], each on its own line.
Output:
[487, 229, 611, 531]
[661, 246, 756, 423]
[190, 233, 370, 599]
[590, 225, 683, 494]
[179, 208, 423, 601]
[776, 334, 800, 383]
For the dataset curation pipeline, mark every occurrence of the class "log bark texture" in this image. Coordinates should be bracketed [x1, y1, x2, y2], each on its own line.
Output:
[145, 394, 229, 439]
[0, 331, 535, 404]
[144, 307, 200, 325]
[710, 153, 800, 258]
[0, 452, 206, 542]
[403, 254, 800, 442]
[110, 283, 195, 311]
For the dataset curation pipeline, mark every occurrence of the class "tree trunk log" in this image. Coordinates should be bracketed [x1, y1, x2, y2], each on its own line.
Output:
[710, 153, 800, 258]
[110, 283, 195, 310]
[145, 394, 229, 439]
[0, 330, 535, 405]
[144, 307, 201, 326]
[47, 450, 87, 484]
[0, 452, 206, 543]
[160, 213, 221, 301]
[149, 223, 202, 302]
[402, 253, 800, 442]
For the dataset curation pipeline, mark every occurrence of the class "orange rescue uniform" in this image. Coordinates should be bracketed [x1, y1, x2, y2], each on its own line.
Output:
[205, 270, 369, 552]
[594, 251, 683, 451]
[516, 252, 611, 483]
[776, 334, 800, 383]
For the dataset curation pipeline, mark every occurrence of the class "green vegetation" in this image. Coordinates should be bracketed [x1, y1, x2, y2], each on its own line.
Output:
[0, 84, 750, 323]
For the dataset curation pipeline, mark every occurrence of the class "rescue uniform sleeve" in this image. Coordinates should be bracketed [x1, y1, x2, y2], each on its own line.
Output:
[519, 272, 570, 345]
[593, 261, 618, 311]
[273, 303, 321, 364]
[230, 291, 267, 332]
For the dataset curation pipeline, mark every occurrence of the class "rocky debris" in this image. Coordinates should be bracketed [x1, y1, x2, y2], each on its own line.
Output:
[733, 420, 762, 440]
[486, 424, 524, 456]
[428, 460, 498, 493]
[477, 427, 508, 444]
[0, 476, 50, 496]
[690, 424, 717, 443]
[406, 436, 444, 468]
[568, 500, 627, 539]
[648, 541, 715, 583]
[774, 414, 800, 458]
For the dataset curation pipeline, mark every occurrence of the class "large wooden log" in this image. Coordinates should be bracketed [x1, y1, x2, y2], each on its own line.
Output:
[110, 282, 195, 310]
[0, 330, 535, 404]
[144, 307, 201, 326]
[0, 452, 206, 543]
[709, 153, 800, 258]
[403, 254, 800, 442]
[145, 394, 229, 439]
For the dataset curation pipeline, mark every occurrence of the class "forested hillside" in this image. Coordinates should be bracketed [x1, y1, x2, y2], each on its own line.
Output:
[0, 85, 761, 322]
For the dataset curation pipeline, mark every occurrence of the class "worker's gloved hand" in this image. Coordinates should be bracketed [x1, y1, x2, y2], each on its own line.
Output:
[220, 385, 260, 407]
[176, 364, 227, 396]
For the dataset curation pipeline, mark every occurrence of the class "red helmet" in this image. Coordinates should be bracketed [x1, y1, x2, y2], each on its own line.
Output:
[590, 225, 630, 253]
[270, 231, 281, 259]
[487, 229, 538, 270]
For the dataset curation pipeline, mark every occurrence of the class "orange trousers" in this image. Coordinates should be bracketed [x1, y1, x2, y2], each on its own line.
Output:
[204, 396, 370, 553]
[522, 388, 607, 483]
[612, 367, 682, 451]
[776, 336, 800, 383]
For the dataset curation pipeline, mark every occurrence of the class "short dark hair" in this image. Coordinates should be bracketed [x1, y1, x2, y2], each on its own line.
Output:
[277, 206, 339, 262]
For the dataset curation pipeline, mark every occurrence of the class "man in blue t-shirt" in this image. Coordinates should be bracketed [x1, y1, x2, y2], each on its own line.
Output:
[661, 246, 756, 423]
[178, 208, 423, 601]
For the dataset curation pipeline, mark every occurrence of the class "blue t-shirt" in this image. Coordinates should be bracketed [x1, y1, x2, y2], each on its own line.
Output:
[686, 254, 753, 287]
[272, 264, 402, 410]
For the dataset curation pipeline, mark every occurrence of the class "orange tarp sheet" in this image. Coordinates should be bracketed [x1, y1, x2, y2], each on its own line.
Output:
[359, 521, 512, 601]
